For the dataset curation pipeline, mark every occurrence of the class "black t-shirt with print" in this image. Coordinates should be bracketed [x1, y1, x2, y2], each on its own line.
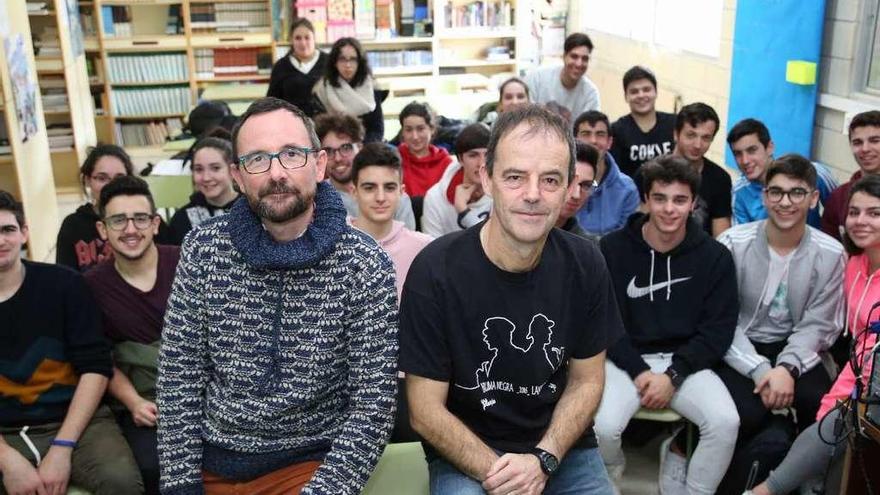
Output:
[635, 158, 732, 235]
[610, 112, 676, 178]
[399, 223, 623, 456]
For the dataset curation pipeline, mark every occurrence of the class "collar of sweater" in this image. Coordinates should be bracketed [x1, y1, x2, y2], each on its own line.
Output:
[226, 181, 348, 270]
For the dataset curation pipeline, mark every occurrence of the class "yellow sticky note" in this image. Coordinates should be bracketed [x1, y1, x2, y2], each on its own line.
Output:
[786, 60, 817, 85]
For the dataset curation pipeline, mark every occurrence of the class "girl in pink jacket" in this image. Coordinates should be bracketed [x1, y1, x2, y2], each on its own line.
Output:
[748, 175, 880, 495]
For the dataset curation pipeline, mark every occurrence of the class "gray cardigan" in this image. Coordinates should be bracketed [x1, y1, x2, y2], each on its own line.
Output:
[718, 220, 845, 382]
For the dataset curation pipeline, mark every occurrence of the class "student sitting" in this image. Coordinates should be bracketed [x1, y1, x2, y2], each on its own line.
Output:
[555, 141, 600, 241]
[168, 137, 240, 245]
[596, 156, 739, 495]
[746, 175, 880, 495]
[421, 123, 493, 238]
[728, 118, 838, 228]
[480, 77, 530, 127]
[313, 38, 384, 143]
[574, 110, 639, 236]
[56, 144, 134, 271]
[397, 102, 453, 199]
[717, 155, 844, 441]
[85, 176, 180, 495]
[349, 143, 432, 300]
[315, 112, 415, 229]
[0, 190, 143, 495]
[266, 17, 328, 118]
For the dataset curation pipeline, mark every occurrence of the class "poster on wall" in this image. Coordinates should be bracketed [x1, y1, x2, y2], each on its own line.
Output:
[65, 0, 85, 57]
[4, 34, 39, 143]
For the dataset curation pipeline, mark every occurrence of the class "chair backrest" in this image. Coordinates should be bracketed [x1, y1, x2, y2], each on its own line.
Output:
[362, 442, 429, 495]
[143, 175, 193, 221]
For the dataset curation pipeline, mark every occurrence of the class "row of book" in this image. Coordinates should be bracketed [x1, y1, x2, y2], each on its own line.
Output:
[107, 54, 189, 83]
[190, 3, 271, 33]
[111, 87, 190, 117]
[444, 1, 513, 30]
[193, 48, 273, 79]
[366, 50, 432, 69]
[114, 118, 184, 147]
[41, 92, 69, 113]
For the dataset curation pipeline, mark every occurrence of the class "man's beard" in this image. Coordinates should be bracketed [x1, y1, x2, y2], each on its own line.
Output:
[248, 179, 315, 223]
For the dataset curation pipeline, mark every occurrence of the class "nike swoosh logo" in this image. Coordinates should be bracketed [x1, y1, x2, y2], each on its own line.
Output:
[626, 276, 692, 299]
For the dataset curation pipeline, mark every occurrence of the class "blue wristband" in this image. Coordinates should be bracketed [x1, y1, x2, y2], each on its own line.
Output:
[51, 439, 77, 448]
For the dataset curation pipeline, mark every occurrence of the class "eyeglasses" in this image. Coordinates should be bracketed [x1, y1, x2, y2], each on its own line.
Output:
[320, 143, 357, 158]
[337, 56, 359, 65]
[237, 146, 317, 174]
[103, 213, 156, 231]
[90, 173, 126, 184]
[764, 187, 812, 204]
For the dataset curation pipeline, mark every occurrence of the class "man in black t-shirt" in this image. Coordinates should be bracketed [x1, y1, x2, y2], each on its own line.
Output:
[636, 102, 733, 237]
[400, 105, 623, 495]
[610, 66, 676, 178]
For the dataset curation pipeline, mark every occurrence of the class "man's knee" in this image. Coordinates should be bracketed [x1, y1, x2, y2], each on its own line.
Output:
[83, 457, 144, 495]
[703, 407, 740, 444]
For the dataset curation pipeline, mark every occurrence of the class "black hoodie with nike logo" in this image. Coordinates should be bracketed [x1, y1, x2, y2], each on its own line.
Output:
[599, 212, 739, 381]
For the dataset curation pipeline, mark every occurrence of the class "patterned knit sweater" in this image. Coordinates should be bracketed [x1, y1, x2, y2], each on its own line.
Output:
[157, 182, 399, 494]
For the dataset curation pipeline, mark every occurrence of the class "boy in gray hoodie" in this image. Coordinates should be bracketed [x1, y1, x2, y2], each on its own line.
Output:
[717, 154, 845, 439]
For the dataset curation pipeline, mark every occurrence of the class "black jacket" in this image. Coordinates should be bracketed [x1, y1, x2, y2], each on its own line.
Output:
[168, 192, 238, 245]
[599, 213, 738, 380]
[266, 51, 328, 117]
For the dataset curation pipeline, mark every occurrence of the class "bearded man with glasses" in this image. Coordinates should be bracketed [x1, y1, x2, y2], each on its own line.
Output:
[157, 97, 398, 495]
[716, 154, 845, 481]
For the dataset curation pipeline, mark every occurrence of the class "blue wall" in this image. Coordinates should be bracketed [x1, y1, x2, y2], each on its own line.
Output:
[725, 0, 826, 169]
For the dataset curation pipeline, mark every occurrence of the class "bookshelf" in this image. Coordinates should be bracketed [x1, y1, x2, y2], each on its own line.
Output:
[1, 0, 62, 261]
[28, 0, 99, 193]
[297, 0, 531, 82]
[91, 0, 276, 148]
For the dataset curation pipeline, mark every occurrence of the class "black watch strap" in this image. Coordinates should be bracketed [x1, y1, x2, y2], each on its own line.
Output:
[664, 367, 684, 388]
[530, 448, 559, 476]
[779, 362, 800, 380]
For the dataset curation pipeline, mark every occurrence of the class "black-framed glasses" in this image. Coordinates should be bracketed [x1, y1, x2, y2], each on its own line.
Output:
[320, 143, 357, 158]
[764, 186, 812, 204]
[103, 213, 156, 231]
[237, 146, 317, 174]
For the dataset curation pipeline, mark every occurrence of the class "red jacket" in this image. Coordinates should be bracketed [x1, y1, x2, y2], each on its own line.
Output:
[398, 144, 452, 197]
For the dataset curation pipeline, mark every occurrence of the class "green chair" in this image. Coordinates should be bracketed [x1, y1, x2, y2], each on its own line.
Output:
[143, 174, 193, 222]
[362, 442, 429, 495]
[67, 486, 93, 495]
[634, 408, 696, 458]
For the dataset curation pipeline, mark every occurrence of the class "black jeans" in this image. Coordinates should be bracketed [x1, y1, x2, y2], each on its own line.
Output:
[716, 340, 832, 439]
[115, 411, 160, 495]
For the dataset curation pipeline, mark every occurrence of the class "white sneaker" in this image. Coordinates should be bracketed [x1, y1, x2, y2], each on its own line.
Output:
[659, 433, 688, 495]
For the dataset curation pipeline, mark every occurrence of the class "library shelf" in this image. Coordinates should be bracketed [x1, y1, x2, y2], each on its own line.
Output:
[373, 65, 434, 76]
[101, 0, 183, 5]
[102, 36, 188, 52]
[438, 59, 516, 68]
[190, 33, 273, 48]
[114, 113, 186, 120]
[197, 75, 270, 82]
[437, 29, 517, 40]
[355, 37, 434, 47]
[0, 155, 12, 165]
[109, 80, 191, 86]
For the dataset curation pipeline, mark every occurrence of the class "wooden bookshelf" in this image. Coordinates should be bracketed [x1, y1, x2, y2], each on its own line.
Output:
[0, 0, 61, 261]
[29, 0, 99, 193]
[91, 0, 276, 147]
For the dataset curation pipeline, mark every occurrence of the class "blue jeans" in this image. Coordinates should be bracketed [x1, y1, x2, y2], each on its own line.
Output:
[428, 446, 614, 495]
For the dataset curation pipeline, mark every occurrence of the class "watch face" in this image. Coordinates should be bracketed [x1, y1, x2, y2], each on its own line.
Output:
[542, 453, 559, 472]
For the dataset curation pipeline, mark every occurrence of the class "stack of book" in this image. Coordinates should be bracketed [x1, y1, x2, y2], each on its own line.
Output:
[367, 49, 432, 69]
[26, 2, 49, 15]
[41, 91, 69, 113]
[114, 118, 184, 147]
[33, 26, 62, 58]
[191, 2, 270, 33]
[107, 54, 189, 83]
[101, 6, 132, 37]
[194, 48, 272, 79]
[111, 87, 190, 117]
[46, 126, 75, 150]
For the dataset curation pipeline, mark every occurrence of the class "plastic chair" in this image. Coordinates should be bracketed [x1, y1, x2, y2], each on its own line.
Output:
[633, 407, 696, 458]
[143, 174, 193, 221]
[362, 442, 429, 495]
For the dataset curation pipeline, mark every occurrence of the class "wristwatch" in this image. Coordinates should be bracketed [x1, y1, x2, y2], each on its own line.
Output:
[778, 362, 801, 380]
[664, 367, 684, 389]
[530, 448, 559, 476]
